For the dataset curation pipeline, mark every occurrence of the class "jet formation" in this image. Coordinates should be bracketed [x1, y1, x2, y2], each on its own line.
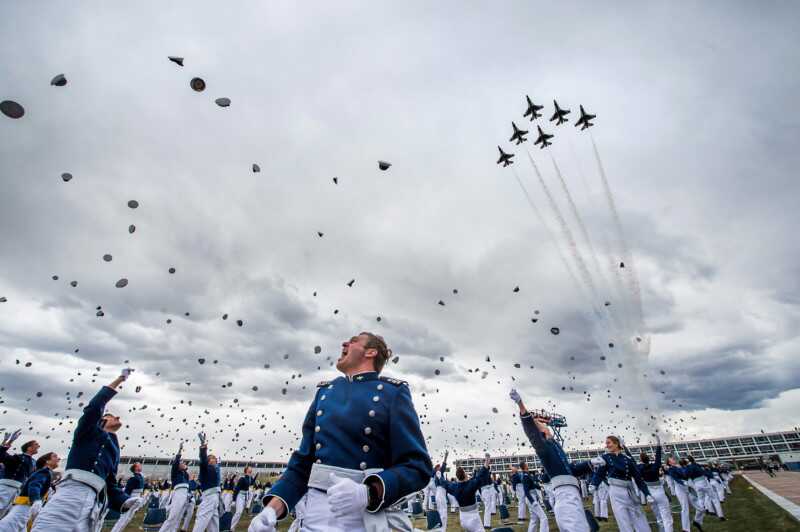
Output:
[495, 97, 595, 166]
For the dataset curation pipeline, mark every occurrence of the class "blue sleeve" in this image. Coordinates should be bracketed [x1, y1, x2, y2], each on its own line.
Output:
[655, 445, 662, 470]
[171, 453, 181, 481]
[366, 385, 433, 511]
[107, 471, 130, 512]
[629, 458, 650, 497]
[264, 394, 319, 518]
[520, 414, 548, 453]
[591, 464, 607, 488]
[570, 460, 592, 477]
[464, 466, 491, 493]
[76, 387, 117, 440]
[26, 470, 47, 501]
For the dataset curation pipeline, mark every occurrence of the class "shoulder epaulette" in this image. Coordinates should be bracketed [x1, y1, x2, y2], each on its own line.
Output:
[316, 381, 331, 388]
[379, 375, 407, 386]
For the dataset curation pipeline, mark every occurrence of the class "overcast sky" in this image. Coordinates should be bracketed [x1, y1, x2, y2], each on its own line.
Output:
[1, 1, 799, 464]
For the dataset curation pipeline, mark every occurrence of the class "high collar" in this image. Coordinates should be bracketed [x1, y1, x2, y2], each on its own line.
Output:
[345, 371, 378, 382]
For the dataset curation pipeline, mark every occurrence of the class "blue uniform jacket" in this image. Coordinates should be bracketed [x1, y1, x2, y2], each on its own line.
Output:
[440, 466, 490, 507]
[510, 471, 522, 490]
[125, 473, 144, 494]
[233, 475, 254, 499]
[19, 467, 53, 502]
[591, 453, 650, 497]
[520, 413, 573, 478]
[665, 466, 687, 485]
[267, 372, 432, 516]
[0, 446, 34, 483]
[64, 386, 130, 511]
[171, 453, 189, 486]
[683, 463, 705, 480]
[637, 445, 662, 483]
[198, 447, 220, 491]
[522, 472, 540, 502]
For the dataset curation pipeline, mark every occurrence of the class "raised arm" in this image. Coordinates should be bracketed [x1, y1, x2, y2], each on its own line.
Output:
[628, 457, 650, 497]
[654, 434, 662, 469]
[171, 442, 184, 478]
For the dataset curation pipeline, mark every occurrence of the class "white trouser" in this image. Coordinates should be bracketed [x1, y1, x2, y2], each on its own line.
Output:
[458, 508, 483, 532]
[191, 492, 220, 532]
[110, 495, 145, 532]
[0, 486, 18, 519]
[298, 488, 366, 532]
[692, 477, 722, 520]
[673, 482, 702, 530]
[230, 493, 247, 531]
[286, 494, 306, 532]
[31, 479, 99, 532]
[648, 485, 673, 532]
[480, 486, 494, 527]
[516, 485, 527, 520]
[526, 497, 549, 532]
[607, 484, 649, 532]
[182, 495, 196, 531]
[159, 487, 188, 532]
[221, 492, 233, 512]
[552, 485, 590, 532]
[160, 491, 170, 508]
[435, 487, 448, 529]
[712, 479, 725, 503]
[593, 483, 609, 519]
[0, 504, 31, 532]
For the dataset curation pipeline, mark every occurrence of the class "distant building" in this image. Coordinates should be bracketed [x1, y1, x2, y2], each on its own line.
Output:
[455, 429, 800, 475]
[117, 455, 287, 482]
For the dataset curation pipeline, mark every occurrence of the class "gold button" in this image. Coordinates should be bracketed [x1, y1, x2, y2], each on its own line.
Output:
[362, 445, 370, 453]
[372, 396, 380, 402]
[357, 376, 363, 380]
[328, 385, 333, 389]
[316, 443, 322, 450]
[368, 410, 375, 417]
[360, 462, 367, 470]
[317, 410, 323, 416]
[377, 384, 384, 390]
[315, 426, 320, 432]
[316, 459, 322, 464]
[364, 427, 372, 435]
[321, 395, 326, 401]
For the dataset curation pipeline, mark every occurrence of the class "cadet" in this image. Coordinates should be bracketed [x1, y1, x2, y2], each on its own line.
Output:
[510, 389, 592, 532]
[684, 456, 724, 524]
[32, 369, 141, 532]
[638, 435, 672, 532]
[0, 431, 38, 518]
[249, 332, 432, 532]
[192, 433, 221, 532]
[437, 456, 491, 532]
[522, 464, 549, 532]
[181, 473, 200, 532]
[510, 465, 527, 522]
[0, 452, 59, 531]
[230, 466, 255, 531]
[590, 436, 651, 532]
[110, 462, 146, 532]
[159, 442, 190, 532]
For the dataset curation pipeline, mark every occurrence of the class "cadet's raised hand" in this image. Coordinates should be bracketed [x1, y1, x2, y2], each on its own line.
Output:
[120, 368, 134, 380]
[198, 432, 207, 446]
[509, 389, 522, 404]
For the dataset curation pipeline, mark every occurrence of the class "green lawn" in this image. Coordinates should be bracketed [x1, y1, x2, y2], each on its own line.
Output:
[118, 475, 800, 531]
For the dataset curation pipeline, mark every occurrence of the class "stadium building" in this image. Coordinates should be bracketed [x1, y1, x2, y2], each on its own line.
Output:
[455, 428, 800, 475]
[117, 456, 287, 481]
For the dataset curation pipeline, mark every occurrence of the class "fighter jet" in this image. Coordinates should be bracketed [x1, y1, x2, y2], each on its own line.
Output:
[509, 122, 528, 145]
[496, 146, 514, 167]
[523, 95, 543, 121]
[549, 100, 571, 125]
[574, 105, 596, 130]
[533, 126, 553, 149]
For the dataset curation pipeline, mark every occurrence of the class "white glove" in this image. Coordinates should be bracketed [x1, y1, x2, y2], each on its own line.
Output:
[588, 484, 596, 494]
[509, 389, 522, 404]
[30, 499, 42, 516]
[120, 368, 134, 380]
[646, 495, 654, 504]
[654, 433, 661, 446]
[198, 432, 207, 445]
[327, 473, 369, 519]
[248, 506, 277, 532]
[590, 456, 606, 467]
[5, 429, 22, 446]
[122, 496, 143, 510]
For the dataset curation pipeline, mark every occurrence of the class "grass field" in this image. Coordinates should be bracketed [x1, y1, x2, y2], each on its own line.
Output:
[119, 475, 800, 531]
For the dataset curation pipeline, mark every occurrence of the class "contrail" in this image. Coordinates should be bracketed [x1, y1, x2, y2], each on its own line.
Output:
[525, 149, 601, 311]
[509, 165, 585, 296]
[589, 131, 644, 327]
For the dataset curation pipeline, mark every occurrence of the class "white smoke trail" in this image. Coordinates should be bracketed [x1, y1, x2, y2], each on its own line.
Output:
[588, 132, 645, 329]
[509, 165, 585, 296]
[525, 149, 601, 311]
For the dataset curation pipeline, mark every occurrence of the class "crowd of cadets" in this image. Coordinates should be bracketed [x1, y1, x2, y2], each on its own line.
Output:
[0, 335, 745, 532]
